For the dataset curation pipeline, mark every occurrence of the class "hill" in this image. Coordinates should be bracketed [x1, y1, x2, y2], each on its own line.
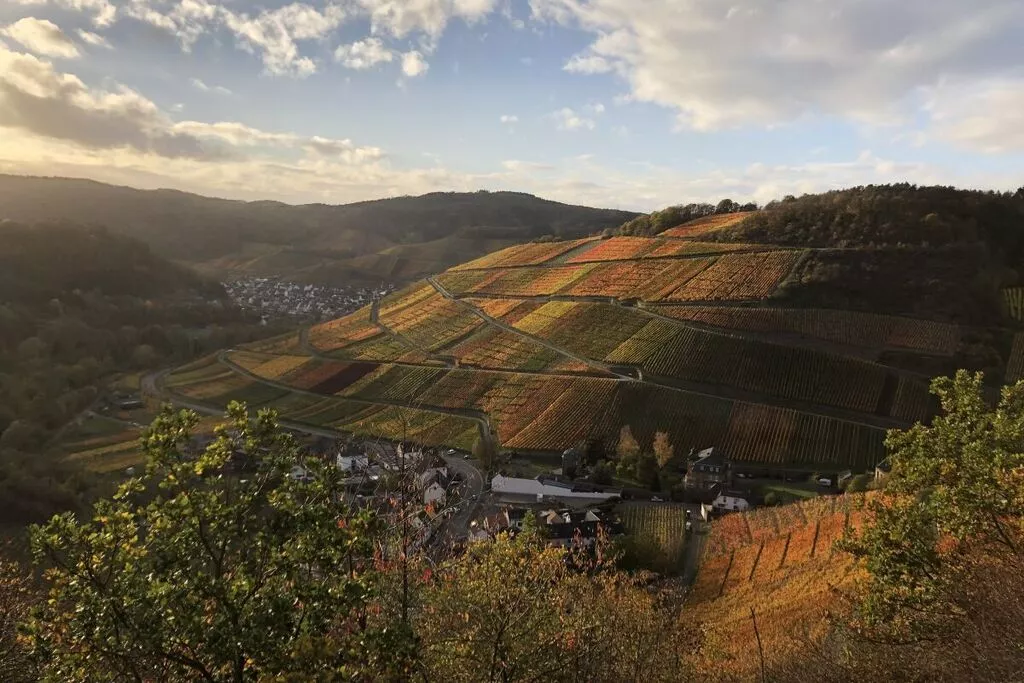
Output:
[0, 175, 637, 284]
[0, 222, 278, 522]
[158, 185, 1024, 484]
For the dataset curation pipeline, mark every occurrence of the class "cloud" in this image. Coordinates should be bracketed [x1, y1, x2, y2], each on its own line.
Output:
[2, 18, 80, 59]
[502, 159, 555, 171]
[550, 107, 595, 131]
[0, 43, 222, 159]
[358, 0, 499, 44]
[12, 0, 116, 28]
[0, 42, 382, 168]
[171, 120, 383, 163]
[190, 77, 232, 95]
[76, 29, 112, 49]
[585, 102, 605, 114]
[334, 37, 394, 69]
[219, 3, 345, 77]
[111, 0, 500, 77]
[401, 50, 429, 77]
[499, 114, 518, 124]
[928, 79, 1024, 153]
[533, 0, 1024, 131]
[564, 53, 611, 74]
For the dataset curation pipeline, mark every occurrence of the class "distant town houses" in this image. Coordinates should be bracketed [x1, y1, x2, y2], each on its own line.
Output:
[222, 277, 394, 323]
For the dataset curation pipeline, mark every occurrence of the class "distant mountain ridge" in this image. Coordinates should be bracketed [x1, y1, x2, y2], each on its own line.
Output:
[0, 175, 638, 284]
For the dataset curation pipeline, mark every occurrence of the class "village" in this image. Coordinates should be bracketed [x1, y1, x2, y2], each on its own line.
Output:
[241, 430, 887, 570]
[222, 277, 394, 323]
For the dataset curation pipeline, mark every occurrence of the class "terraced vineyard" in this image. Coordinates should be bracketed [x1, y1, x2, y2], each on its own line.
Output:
[162, 200, 1024, 476]
[689, 495, 873, 679]
[618, 502, 689, 572]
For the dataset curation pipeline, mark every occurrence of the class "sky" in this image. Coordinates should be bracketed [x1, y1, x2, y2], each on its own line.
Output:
[0, 0, 1022, 211]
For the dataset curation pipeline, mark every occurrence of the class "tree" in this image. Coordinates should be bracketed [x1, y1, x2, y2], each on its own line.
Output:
[592, 460, 614, 485]
[24, 403, 406, 681]
[415, 528, 692, 682]
[615, 425, 639, 461]
[473, 432, 500, 473]
[635, 453, 660, 491]
[837, 371, 1024, 676]
[653, 431, 674, 469]
[0, 553, 36, 682]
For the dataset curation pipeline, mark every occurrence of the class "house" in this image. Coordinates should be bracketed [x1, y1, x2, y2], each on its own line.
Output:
[115, 397, 145, 411]
[336, 453, 369, 473]
[289, 465, 314, 483]
[490, 474, 621, 506]
[478, 506, 623, 547]
[711, 489, 751, 513]
[685, 447, 731, 491]
[420, 467, 450, 506]
[424, 481, 447, 506]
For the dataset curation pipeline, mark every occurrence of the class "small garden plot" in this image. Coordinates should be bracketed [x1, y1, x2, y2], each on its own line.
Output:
[618, 503, 689, 574]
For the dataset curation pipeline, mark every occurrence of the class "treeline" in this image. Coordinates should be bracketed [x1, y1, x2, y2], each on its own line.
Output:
[0, 222, 286, 521]
[715, 184, 1024, 254]
[0, 176, 637, 261]
[615, 198, 757, 236]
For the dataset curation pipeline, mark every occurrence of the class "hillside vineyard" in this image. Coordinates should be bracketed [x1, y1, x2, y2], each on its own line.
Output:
[160, 206, 1004, 476]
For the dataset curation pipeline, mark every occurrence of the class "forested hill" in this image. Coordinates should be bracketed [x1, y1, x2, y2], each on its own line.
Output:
[0, 175, 638, 283]
[0, 221, 220, 303]
[714, 184, 1024, 253]
[0, 222, 269, 524]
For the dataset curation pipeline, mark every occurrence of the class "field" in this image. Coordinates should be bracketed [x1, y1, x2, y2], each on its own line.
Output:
[1007, 333, 1024, 383]
[379, 291, 484, 351]
[689, 495, 873, 680]
[659, 305, 960, 355]
[1003, 287, 1024, 321]
[659, 211, 755, 237]
[307, 305, 380, 352]
[449, 239, 595, 270]
[618, 502, 689, 573]
[662, 251, 801, 301]
[158, 208, 982, 474]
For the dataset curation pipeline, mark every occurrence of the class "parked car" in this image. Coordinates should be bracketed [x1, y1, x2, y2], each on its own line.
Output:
[817, 477, 833, 487]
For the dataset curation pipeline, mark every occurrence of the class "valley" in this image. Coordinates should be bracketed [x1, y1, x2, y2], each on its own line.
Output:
[157, 189, 1017, 483]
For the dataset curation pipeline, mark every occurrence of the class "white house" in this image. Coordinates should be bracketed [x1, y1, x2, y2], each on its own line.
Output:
[424, 481, 447, 506]
[336, 453, 369, 473]
[711, 490, 751, 513]
[490, 475, 619, 504]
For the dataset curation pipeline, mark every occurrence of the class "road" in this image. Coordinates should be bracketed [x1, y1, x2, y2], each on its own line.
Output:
[681, 504, 708, 586]
[436, 453, 486, 544]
